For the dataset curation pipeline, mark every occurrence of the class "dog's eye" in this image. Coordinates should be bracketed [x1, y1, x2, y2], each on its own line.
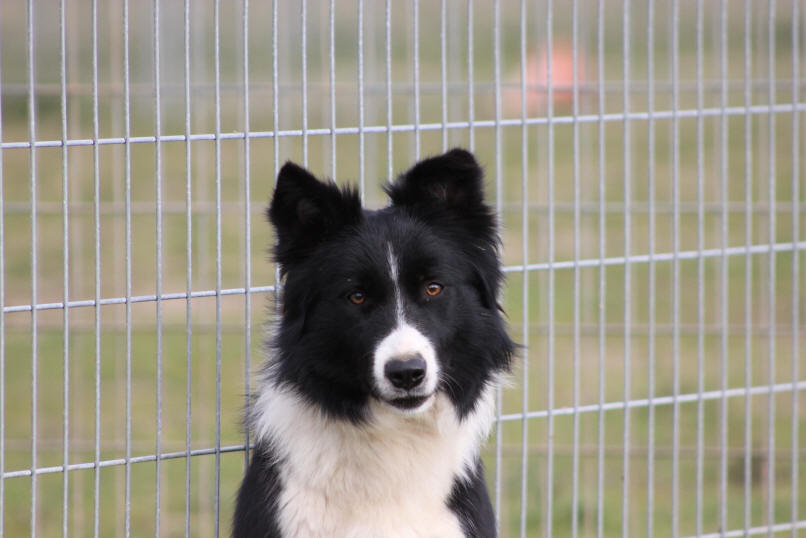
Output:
[347, 291, 366, 305]
[424, 283, 443, 297]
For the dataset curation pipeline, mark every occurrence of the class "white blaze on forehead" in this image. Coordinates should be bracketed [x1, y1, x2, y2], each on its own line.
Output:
[386, 244, 405, 324]
[373, 244, 439, 402]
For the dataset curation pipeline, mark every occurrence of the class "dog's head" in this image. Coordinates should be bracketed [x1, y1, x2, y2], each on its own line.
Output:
[267, 149, 514, 423]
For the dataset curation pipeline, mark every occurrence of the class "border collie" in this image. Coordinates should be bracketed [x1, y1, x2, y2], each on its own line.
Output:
[233, 149, 514, 538]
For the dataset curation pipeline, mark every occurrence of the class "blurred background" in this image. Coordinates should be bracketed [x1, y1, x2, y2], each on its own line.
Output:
[0, 0, 804, 536]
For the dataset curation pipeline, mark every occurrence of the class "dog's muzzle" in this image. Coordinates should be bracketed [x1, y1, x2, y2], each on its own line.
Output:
[373, 325, 439, 412]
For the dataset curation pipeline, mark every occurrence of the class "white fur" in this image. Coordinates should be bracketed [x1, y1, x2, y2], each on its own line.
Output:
[252, 382, 497, 538]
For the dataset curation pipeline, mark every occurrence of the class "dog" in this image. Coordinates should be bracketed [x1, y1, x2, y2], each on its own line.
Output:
[233, 149, 514, 537]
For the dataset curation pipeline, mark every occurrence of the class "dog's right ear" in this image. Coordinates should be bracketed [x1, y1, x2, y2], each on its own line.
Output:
[268, 161, 362, 270]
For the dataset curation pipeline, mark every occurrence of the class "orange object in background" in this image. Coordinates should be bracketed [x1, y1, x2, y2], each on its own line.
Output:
[506, 40, 586, 116]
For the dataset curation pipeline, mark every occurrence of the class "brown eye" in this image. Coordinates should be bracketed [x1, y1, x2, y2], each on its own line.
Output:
[425, 283, 443, 297]
[348, 291, 366, 305]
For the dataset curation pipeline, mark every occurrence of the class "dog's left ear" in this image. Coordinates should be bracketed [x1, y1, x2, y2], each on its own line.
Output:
[385, 148, 487, 218]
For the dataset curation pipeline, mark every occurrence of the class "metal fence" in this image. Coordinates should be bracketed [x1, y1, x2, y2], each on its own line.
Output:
[0, 0, 804, 536]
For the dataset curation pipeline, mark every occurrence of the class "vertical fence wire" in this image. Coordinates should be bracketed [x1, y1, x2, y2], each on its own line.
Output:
[272, 0, 281, 302]
[570, 0, 581, 535]
[123, 0, 134, 534]
[789, 1, 801, 534]
[301, 0, 308, 168]
[596, 1, 606, 536]
[385, 0, 392, 183]
[272, 0, 279, 192]
[694, 2, 705, 535]
[466, 0, 474, 152]
[719, 2, 730, 533]
[412, 0, 420, 161]
[766, 2, 778, 533]
[719, 0, 729, 529]
[621, 1, 632, 534]
[91, 0, 101, 533]
[671, 0, 682, 534]
[183, 0, 193, 535]
[59, 0, 70, 534]
[544, 1, 556, 535]
[329, 0, 336, 180]
[26, 0, 39, 534]
[439, 0, 447, 151]
[92, 2, 102, 533]
[213, 0, 223, 534]
[742, 0, 754, 532]
[515, 1, 529, 536]
[645, 1, 656, 535]
[152, 0, 164, 534]
[242, 0, 252, 474]
[358, 0, 365, 196]
[0, 13, 5, 538]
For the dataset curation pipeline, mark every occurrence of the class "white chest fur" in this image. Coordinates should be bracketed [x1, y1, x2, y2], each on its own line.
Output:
[252, 384, 496, 538]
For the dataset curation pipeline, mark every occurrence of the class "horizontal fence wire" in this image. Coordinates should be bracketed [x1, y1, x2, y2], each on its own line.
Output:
[2, 102, 806, 151]
[2, 242, 805, 315]
[3, 378, 806, 482]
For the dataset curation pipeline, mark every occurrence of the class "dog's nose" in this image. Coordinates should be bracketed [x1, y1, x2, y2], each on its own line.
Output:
[384, 356, 427, 390]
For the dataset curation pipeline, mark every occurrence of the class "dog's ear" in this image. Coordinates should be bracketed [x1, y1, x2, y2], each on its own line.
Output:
[385, 148, 486, 215]
[386, 148, 496, 244]
[387, 149, 503, 310]
[268, 161, 362, 270]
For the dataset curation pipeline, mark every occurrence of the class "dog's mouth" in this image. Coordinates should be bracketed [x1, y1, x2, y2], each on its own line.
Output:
[373, 390, 436, 414]
[387, 394, 431, 411]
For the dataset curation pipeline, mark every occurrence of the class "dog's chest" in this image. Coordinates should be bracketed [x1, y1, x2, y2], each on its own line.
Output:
[255, 391, 494, 538]
[278, 465, 464, 538]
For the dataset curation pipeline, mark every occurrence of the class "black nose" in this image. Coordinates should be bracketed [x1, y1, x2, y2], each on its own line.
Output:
[384, 356, 427, 390]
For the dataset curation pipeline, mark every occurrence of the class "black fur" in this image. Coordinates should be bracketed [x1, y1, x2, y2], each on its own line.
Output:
[448, 460, 497, 538]
[232, 442, 283, 538]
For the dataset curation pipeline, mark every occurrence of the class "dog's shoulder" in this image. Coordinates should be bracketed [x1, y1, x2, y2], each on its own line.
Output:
[232, 441, 283, 538]
[449, 458, 497, 538]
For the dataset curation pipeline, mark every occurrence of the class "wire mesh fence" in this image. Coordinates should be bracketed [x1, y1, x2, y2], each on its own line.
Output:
[0, 0, 804, 536]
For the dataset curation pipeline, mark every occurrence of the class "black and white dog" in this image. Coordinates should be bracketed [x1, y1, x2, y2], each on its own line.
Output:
[233, 149, 514, 537]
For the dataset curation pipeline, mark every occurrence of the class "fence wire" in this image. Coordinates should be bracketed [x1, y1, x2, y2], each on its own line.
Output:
[0, 1, 804, 537]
